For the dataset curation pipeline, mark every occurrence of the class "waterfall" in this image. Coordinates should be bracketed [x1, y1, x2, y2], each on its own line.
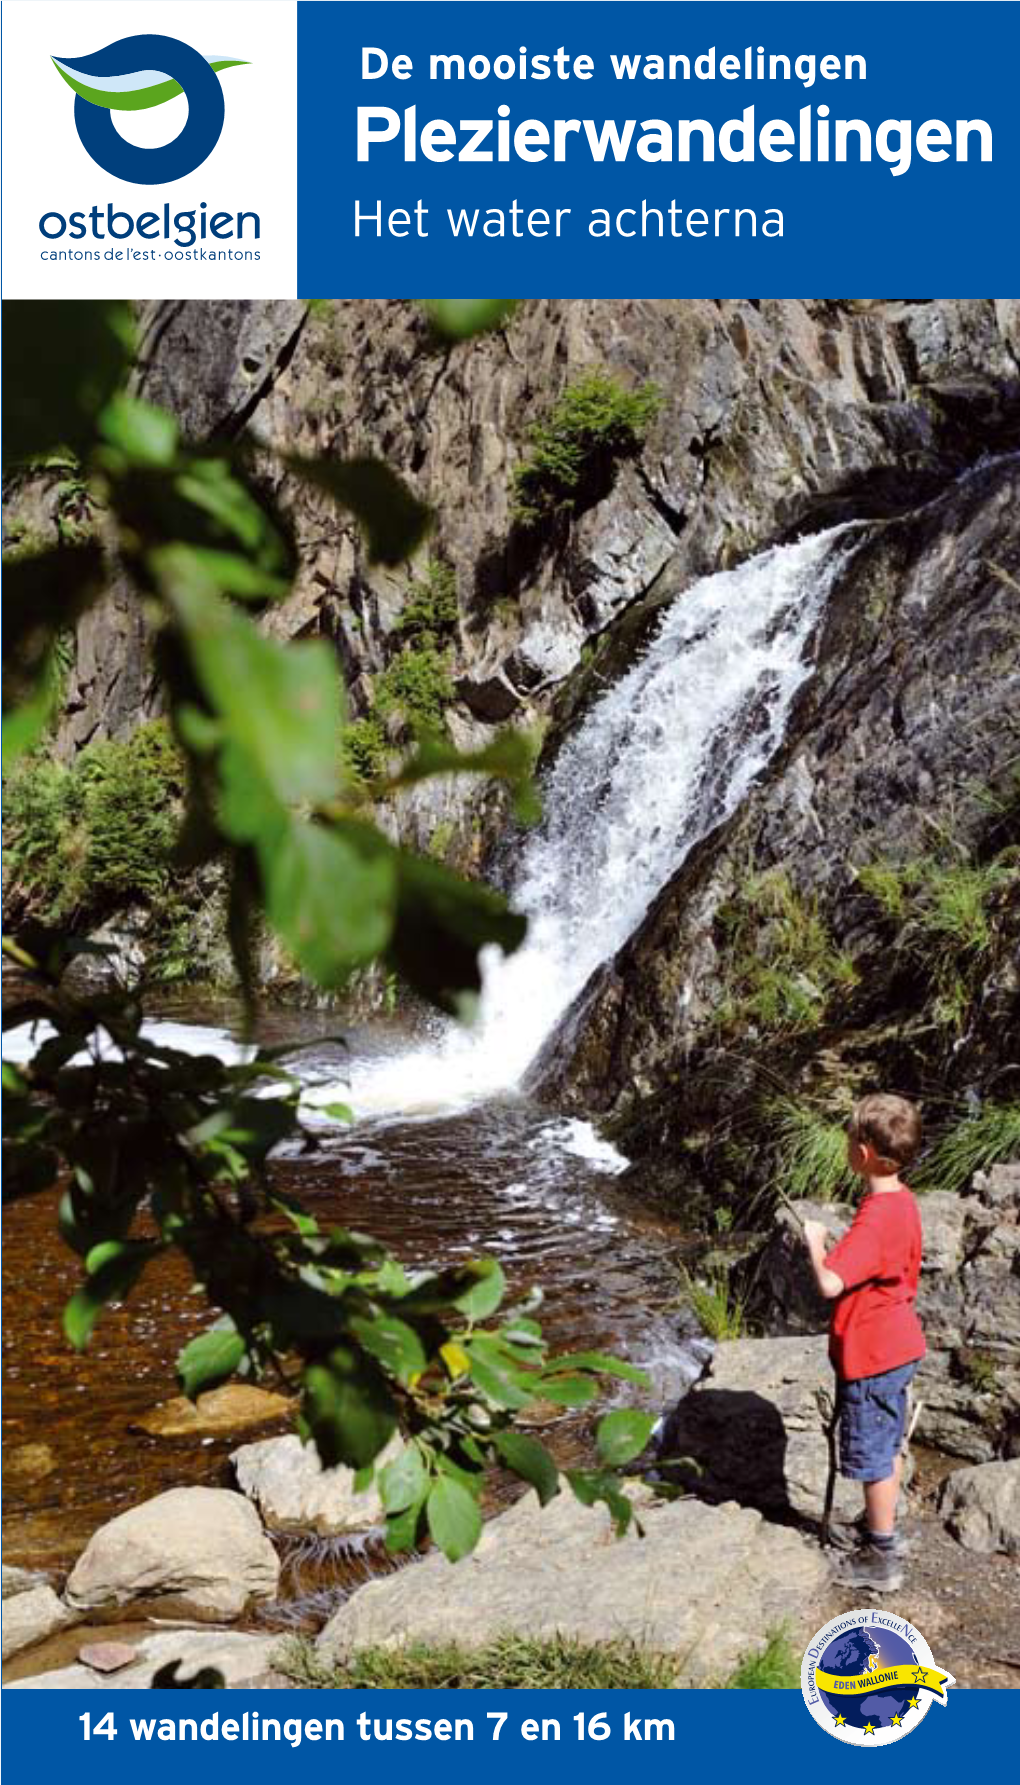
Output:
[346, 524, 852, 1119]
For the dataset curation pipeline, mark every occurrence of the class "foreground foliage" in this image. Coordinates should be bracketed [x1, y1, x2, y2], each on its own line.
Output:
[1, 298, 653, 1559]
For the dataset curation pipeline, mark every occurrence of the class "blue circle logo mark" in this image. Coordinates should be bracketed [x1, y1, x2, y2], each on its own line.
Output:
[52, 36, 247, 184]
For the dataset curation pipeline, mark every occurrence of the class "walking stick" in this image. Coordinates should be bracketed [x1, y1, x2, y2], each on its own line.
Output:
[776, 1186, 842, 1546]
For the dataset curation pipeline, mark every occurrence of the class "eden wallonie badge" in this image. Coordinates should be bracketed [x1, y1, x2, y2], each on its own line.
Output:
[801, 1609, 955, 1746]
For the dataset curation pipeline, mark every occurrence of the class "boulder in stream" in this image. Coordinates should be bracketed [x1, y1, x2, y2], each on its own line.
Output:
[1, 1583, 76, 1661]
[131, 1383, 292, 1440]
[232, 1432, 399, 1534]
[64, 1486, 280, 1621]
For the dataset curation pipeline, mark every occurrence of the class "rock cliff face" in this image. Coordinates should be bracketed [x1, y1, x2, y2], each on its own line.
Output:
[11, 300, 1020, 1054]
[532, 452, 1019, 1125]
[48, 298, 1020, 855]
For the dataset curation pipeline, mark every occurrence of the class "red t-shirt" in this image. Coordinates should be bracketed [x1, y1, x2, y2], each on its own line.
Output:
[825, 1188, 926, 1382]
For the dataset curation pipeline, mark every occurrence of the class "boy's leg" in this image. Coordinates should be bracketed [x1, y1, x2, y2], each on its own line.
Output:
[864, 1451, 903, 1537]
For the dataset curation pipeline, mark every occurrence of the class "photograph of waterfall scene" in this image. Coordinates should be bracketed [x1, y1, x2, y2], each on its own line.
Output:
[2, 298, 1018, 1691]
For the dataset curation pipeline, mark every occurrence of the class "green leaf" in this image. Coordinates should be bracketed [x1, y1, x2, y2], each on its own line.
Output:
[565, 1468, 637, 1537]
[2, 659, 59, 769]
[426, 1476, 482, 1561]
[388, 851, 527, 1013]
[452, 1257, 506, 1320]
[492, 1430, 560, 1505]
[63, 1240, 160, 1350]
[378, 1442, 428, 1513]
[284, 455, 432, 566]
[154, 547, 342, 806]
[545, 1351, 651, 1387]
[385, 1496, 426, 1554]
[300, 1345, 398, 1469]
[466, 1343, 534, 1411]
[177, 1322, 246, 1398]
[421, 300, 518, 341]
[536, 1374, 598, 1407]
[182, 547, 289, 601]
[315, 1101, 354, 1124]
[387, 728, 540, 824]
[2, 299, 134, 467]
[98, 393, 178, 466]
[262, 818, 396, 987]
[595, 1408, 656, 1467]
[348, 1313, 427, 1385]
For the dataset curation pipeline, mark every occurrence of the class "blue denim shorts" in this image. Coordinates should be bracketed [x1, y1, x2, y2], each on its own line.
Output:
[838, 1361, 919, 1483]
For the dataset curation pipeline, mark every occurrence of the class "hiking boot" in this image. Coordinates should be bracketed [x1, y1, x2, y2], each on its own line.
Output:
[827, 1514, 910, 1558]
[833, 1541, 904, 1593]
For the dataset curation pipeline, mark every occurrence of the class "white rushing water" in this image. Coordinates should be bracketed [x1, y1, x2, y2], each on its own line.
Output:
[4, 527, 851, 1131]
[343, 524, 851, 1118]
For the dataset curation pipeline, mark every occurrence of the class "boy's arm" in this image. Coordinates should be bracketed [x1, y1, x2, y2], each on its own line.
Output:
[803, 1219, 845, 1300]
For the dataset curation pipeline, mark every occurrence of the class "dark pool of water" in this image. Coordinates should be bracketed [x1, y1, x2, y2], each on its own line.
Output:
[2, 1005, 703, 1627]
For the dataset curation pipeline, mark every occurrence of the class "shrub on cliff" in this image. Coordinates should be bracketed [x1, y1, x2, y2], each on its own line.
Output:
[511, 371, 660, 523]
[4, 720, 182, 921]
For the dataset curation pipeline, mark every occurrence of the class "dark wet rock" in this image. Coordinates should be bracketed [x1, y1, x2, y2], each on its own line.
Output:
[533, 455, 1020, 1118]
[658, 1334, 860, 1525]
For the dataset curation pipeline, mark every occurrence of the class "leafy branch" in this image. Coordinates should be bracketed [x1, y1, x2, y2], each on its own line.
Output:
[1, 299, 654, 1558]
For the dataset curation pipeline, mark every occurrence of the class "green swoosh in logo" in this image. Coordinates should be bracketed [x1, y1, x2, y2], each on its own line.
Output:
[52, 55, 247, 112]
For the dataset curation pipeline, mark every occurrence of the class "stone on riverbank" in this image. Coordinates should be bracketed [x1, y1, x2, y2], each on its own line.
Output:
[316, 1486, 829, 1684]
[659, 1334, 859, 1525]
[1, 1584, 76, 1661]
[131, 1384, 291, 1440]
[231, 1432, 398, 1534]
[939, 1459, 1020, 1556]
[2, 1565, 50, 1599]
[64, 1487, 280, 1621]
[6, 1629, 281, 1690]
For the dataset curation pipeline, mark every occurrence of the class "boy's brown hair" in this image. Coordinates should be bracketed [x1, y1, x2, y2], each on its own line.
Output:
[848, 1092, 922, 1169]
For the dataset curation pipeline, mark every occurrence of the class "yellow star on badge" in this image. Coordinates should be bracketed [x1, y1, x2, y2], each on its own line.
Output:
[908, 1696, 919, 1709]
[864, 1724, 876, 1736]
[891, 1715, 902, 1726]
[832, 1713, 846, 1727]
[912, 1666, 927, 1684]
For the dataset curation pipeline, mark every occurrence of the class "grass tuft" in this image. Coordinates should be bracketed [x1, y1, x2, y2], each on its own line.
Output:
[919, 1100, 1020, 1195]
[711, 868, 858, 1040]
[723, 1628, 800, 1689]
[274, 1632, 677, 1691]
[683, 1267, 745, 1341]
[768, 1097, 858, 1205]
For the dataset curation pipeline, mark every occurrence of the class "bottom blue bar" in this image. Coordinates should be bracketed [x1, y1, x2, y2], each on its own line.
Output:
[0, 1688, 1007, 1776]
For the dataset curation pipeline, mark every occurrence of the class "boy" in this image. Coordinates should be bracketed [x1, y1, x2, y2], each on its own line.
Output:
[803, 1092, 926, 1592]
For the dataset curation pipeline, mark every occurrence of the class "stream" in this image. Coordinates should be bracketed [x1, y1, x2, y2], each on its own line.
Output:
[2, 526, 853, 1627]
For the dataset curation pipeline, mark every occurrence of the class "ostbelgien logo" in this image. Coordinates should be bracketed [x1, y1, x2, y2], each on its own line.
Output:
[801, 1609, 954, 1747]
[52, 36, 246, 183]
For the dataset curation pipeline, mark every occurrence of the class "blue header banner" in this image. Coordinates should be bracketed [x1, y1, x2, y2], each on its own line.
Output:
[297, 0, 1020, 294]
